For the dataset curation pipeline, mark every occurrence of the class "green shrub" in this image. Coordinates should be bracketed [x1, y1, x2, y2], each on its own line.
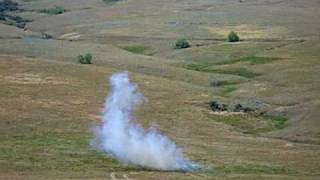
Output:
[228, 31, 240, 42]
[175, 39, 190, 49]
[39, 6, 66, 15]
[77, 53, 92, 64]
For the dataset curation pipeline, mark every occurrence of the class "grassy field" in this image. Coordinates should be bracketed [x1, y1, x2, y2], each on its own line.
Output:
[1, 0, 320, 179]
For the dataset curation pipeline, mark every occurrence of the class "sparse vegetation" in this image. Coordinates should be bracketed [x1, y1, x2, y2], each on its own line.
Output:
[77, 53, 92, 64]
[221, 86, 237, 96]
[209, 164, 293, 175]
[175, 39, 191, 49]
[228, 31, 240, 42]
[39, 6, 66, 15]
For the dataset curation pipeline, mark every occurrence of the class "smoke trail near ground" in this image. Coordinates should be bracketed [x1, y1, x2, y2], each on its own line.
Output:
[91, 72, 199, 171]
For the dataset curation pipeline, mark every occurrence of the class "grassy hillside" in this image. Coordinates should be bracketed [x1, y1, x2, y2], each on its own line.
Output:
[1, 0, 320, 179]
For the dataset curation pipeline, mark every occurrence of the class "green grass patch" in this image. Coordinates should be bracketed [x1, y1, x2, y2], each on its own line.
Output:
[221, 86, 237, 96]
[264, 115, 289, 129]
[39, 6, 66, 15]
[184, 63, 259, 78]
[184, 63, 213, 74]
[210, 68, 260, 78]
[184, 63, 210, 72]
[210, 79, 241, 87]
[208, 114, 289, 134]
[216, 56, 278, 65]
[121, 46, 149, 55]
[103, 0, 121, 4]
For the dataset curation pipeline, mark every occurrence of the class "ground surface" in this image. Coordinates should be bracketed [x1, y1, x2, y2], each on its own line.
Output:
[0, 0, 320, 179]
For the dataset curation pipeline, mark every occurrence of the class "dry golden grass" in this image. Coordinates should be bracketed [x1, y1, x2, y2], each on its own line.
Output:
[1, 0, 320, 179]
[206, 24, 287, 39]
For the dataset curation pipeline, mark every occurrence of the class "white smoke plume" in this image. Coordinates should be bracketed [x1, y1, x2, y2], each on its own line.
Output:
[91, 72, 199, 171]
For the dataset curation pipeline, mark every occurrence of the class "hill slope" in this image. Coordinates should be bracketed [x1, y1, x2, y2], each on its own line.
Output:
[1, 0, 320, 179]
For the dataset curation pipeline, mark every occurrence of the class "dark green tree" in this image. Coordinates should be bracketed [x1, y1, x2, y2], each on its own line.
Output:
[175, 39, 190, 49]
[77, 53, 92, 64]
[228, 31, 240, 42]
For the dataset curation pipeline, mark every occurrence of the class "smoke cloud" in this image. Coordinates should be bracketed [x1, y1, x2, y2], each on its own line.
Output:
[91, 72, 199, 171]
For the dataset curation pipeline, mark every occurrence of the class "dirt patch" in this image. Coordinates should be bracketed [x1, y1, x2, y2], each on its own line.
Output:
[1, 73, 65, 85]
[209, 111, 244, 116]
[59, 32, 81, 40]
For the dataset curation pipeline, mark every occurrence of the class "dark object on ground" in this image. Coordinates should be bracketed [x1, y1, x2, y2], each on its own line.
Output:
[0, 13, 31, 28]
[41, 33, 53, 39]
[0, 0, 31, 28]
[209, 101, 255, 113]
[234, 104, 254, 112]
[209, 101, 228, 112]
[0, 0, 18, 13]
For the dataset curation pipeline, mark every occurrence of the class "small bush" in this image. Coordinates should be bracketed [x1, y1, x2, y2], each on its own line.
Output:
[175, 39, 190, 49]
[228, 31, 240, 42]
[39, 6, 66, 15]
[77, 53, 92, 64]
